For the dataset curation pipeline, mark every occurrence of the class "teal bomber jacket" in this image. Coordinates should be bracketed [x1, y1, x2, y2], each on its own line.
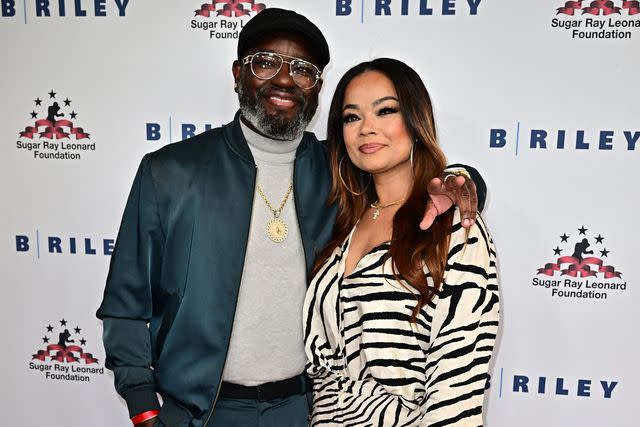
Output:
[97, 112, 337, 426]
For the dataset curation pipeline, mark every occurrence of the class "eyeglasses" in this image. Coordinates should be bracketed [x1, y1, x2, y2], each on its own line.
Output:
[241, 52, 322, 90]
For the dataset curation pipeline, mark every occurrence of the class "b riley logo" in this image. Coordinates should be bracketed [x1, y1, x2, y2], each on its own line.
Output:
[29, 318, 104, 383]
[16, 90, 94, 160]
[552, 0, 640, 39]
[190, 0, 265, 40]
[1, 0, 130, 19]
[532, 225, 627, 300]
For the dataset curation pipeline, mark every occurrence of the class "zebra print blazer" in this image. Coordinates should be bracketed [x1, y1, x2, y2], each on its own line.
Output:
[303, 209, 499, 426]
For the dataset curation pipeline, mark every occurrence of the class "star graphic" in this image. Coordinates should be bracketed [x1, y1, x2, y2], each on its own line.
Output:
[70, 111, 78, 119]
[74, 326, 81, 334]
[48, 90, 56, 99]
[553, 247, 562, 256]
[30, 111, 38, 119]
[560, 233, 569, 242]
[63, 98, 71, 107]
[80, 338, 87, 346]
[595, 234, 604, 244]
[578, 226, 587, 235]
[59, 318, 67, 326]
[42, 336, 49, 344]
[46, 324, 54, 332]
[34, 97, 42, 106]
[600, 248, 609, 257]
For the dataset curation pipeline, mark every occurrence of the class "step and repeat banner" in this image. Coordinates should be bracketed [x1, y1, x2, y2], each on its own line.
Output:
[2, 1, 637, 426]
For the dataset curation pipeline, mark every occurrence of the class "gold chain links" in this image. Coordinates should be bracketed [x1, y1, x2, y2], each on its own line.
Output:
[257, 182, 293, 217]
[370, 198, 405, 220]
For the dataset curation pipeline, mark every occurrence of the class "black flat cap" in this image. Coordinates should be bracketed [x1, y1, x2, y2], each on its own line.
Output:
[237, 8, 330, 69]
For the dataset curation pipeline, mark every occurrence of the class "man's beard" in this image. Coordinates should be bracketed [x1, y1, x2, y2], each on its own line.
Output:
[238, 84, 316, 141]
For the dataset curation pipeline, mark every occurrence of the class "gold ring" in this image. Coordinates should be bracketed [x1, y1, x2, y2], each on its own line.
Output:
[444, 169, 471, 181]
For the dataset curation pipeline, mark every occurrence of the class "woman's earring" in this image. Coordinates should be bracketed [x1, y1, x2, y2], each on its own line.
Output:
[339, 156, 370, 196]
[234, 82, 239, 93]
[410, 141, 415, 166]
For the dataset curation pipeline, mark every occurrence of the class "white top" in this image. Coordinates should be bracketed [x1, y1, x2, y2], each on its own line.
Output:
[303, 209, 500, 426]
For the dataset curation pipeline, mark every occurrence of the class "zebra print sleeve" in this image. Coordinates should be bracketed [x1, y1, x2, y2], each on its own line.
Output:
[419, 215, 499, 426]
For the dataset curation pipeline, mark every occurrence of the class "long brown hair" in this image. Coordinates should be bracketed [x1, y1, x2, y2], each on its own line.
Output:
[313, 58, 454, 321]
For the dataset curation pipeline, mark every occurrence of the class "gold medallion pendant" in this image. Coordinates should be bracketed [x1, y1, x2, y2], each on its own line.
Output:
[267, 217, 288, 243]
[257, 182, 294, 244]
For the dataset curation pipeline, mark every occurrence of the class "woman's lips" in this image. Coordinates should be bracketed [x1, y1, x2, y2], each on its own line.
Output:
[358, 143, 385, 154]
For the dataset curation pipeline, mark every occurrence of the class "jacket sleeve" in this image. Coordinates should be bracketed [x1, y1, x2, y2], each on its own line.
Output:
[419, 216, 499, 426]
[447, 163, 487, 213]
[96, 154, 165, 417]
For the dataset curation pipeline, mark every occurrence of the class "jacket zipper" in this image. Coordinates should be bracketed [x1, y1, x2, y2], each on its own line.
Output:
[202, 164, 257, 427]
[292, 158, 314, 427]
[292, 159, 310, 281]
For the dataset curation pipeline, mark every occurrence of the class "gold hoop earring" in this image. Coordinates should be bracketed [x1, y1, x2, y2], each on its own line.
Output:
[410, 142, 415, 166]
[339, 156, 370, 196]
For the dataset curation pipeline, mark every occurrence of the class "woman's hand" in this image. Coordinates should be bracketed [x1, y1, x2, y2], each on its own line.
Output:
[420, 173, 478, 230]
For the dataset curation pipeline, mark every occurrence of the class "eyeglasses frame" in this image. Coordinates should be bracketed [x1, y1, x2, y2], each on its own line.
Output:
[241, 51, 322, 90]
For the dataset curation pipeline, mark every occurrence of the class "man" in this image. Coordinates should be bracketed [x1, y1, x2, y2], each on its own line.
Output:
[97, 8, 485, 427]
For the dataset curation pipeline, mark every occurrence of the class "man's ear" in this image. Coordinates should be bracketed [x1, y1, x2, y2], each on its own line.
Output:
[315, 78, 323, 93]
[232, 60, 242, 88]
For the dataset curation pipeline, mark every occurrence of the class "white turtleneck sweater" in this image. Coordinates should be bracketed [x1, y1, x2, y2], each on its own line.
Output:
[221, 121, 309, 386]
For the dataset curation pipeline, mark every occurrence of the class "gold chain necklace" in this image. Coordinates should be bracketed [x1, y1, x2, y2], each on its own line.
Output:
[370, 198, 405, 220]
[257, 182, 293, 242]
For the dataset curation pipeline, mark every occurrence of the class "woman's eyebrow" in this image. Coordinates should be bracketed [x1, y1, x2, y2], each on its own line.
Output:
[344, 96, 399, 111]
[373, 96, 399, 106]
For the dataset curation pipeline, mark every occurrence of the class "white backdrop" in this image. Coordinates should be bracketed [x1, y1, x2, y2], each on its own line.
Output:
[2, 0, 638, 426]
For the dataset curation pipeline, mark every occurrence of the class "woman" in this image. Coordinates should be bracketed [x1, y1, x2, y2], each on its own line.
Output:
[303, 58, 499, 426]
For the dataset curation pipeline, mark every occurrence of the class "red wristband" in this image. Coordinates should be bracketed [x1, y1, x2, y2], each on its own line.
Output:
[131, 410, 160, 426]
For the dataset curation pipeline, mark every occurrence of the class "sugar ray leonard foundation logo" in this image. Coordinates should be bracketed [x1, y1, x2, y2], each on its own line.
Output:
[29, 318, 104, 383]
[16, 90, 95, 160]
[190, 0, 265, 40]
[551, 1, 640, 39]
[531, 225, 627, 301]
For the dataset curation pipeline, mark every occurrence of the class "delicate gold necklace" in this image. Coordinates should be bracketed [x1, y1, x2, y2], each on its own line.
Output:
[257, 183, 293, 242]
[370, 198, 405, 220]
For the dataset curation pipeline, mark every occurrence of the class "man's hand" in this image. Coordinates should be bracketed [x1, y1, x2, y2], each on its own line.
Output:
[136, 419, 158, 427]
[420, 172, 478, 230]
